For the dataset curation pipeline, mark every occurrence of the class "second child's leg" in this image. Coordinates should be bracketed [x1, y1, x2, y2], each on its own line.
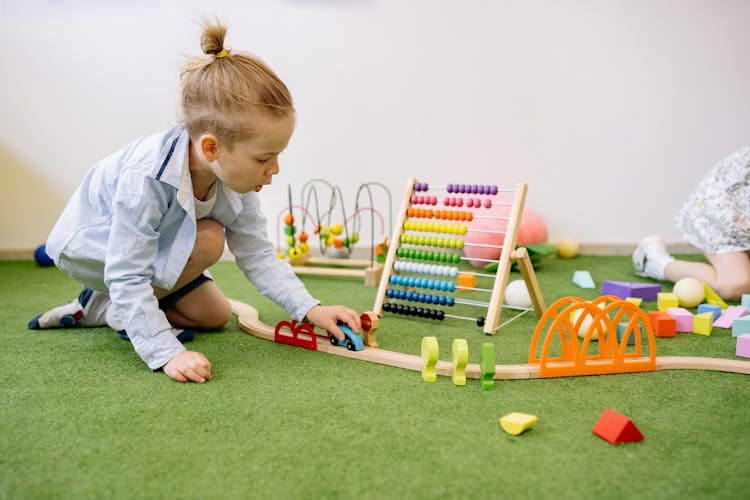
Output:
[664, 251, 750, 301]
[155, 219, 232, 330]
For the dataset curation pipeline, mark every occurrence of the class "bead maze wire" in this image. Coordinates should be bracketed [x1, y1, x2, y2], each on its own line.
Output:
[373, 178, 545, 334]
[276, 179, 393, 287]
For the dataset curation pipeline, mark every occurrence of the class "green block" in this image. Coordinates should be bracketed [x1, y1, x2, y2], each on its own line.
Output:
[480, 343, 495, 390]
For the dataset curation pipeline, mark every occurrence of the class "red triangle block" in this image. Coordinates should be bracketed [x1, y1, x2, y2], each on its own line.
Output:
[592, 408, 644, 444]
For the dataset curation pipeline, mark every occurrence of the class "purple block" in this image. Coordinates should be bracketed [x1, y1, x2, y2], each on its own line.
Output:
[713, 305, 747, 329]
[666, 307, 693, 332]
[737, 334, 750, 358]
[601, 281, 632, 300]
[601, 281, 662, 301]
[629, 283, 663, 301]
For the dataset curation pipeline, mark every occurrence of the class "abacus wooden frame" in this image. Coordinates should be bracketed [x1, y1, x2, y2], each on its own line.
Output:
[372, 177, 545, 334]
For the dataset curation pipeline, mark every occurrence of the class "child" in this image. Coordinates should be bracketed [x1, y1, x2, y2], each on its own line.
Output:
[633, 146, 750, 301]
[28, 21, 361, 383]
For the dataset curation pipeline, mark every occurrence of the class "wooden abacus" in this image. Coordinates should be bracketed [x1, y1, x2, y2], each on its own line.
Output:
[373, 178, 546, 334]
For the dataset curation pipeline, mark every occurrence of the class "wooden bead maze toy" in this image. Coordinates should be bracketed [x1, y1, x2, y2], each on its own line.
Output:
[277, 179, 392, 287]
[373, 178, 545, 334]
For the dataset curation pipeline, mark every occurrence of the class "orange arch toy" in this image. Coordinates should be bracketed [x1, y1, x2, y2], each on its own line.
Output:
[528, 296, 656, 378]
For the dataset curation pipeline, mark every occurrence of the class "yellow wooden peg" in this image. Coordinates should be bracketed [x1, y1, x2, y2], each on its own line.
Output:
[692, 311, 713, 336]
[451, 339, 468, 386]
[657, 292, 679, 312]
[499, 412, 538, 436]
[421, 336, 439, 382]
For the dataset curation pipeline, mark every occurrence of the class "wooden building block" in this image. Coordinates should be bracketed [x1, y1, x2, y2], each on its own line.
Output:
[480, 343, 495, 390]
[736, 334, 750, 358]
[714, 306, 748, 329]
[456, 273, 476, 291]
[732, 315, 750, 338]
[601, 281, 661, 300]
[592, 408, 644, 444]
[697, 303, 723, 322]
[692, 312, 713, 336]
[499, 412, 538, 436]
[657, 293, 679, 312]
[421, 337, 439, 382]
[666, 307, 693, 333]
[648, 311, 676, 338]
[616, 322, 636, 346]
[451, 339, 468, 386]
[572, 270, 595, 289]
[703, 283, 728, 309]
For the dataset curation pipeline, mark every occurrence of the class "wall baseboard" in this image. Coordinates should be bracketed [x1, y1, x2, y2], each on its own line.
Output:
[1, 242, 702, 262]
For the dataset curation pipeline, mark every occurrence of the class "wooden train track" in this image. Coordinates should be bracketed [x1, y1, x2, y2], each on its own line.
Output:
[230, 300, 750, 379]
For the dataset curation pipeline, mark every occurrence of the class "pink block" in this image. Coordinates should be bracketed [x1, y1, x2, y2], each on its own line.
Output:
[713, 305, 748, 329]
[737, 334, 750, 358]
[666, 307, 693, 333]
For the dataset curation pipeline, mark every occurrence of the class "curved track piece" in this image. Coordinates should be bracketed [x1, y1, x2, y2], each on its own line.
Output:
[230, 300, 750, 379]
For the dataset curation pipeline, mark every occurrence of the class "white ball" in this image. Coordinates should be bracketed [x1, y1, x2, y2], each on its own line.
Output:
[673, 277, 705, 308]
[505, 280, 533, 308]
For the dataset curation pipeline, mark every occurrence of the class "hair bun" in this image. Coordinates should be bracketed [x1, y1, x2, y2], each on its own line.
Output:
[200, 21, 228, 56]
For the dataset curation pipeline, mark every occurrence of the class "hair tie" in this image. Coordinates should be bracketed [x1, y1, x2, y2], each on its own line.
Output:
[215, 49, 228, 59]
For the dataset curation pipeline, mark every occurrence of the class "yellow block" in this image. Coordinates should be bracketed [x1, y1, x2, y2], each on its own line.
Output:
[625, 297, 643, 307]
[499, 412, 538, 436]
[657, 292, 679, 312]
[692, 311, 713, 336]
[421, 337, 439, 382]
[703, 283, 729, 309]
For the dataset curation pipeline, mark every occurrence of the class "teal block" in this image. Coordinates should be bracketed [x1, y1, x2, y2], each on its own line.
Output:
[697, 303, 723, 322]
[732, 315, 750, 338]
[742, 295, 750, 312]
[616, 322, 636, 345]
[572, 270, 595, 289]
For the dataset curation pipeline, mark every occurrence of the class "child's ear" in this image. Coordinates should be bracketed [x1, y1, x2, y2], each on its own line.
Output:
[199, 134, 219, 162]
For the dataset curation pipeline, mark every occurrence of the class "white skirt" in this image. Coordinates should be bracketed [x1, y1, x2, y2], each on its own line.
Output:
[676, 146, 750, 254]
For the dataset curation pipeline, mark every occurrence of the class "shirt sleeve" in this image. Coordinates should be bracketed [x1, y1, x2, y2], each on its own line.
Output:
[225, 193, 320, 321]
[104, 169, 186, 370]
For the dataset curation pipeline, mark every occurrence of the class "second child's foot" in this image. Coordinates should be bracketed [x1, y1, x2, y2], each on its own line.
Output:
[632, 235, 674, 280]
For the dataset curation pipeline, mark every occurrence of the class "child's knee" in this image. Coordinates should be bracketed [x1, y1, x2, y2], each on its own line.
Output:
[200, 297, 232, 329]
[714, 276, 750, 301]
[191, 219, 226, 267]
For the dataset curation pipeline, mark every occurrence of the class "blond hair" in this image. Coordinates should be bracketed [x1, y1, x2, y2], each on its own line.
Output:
[180, 21, 294, 147]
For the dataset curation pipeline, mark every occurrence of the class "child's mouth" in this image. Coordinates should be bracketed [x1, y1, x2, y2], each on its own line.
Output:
[255, 185, 263, 192]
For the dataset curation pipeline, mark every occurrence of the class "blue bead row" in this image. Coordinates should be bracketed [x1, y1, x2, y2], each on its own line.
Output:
[386, 288, 455, 306]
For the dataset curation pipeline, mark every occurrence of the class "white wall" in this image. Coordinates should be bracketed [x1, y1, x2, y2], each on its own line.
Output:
[2, 0, 749, 252]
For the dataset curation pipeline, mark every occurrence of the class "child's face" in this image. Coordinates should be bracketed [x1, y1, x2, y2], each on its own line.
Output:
[214, 113, 295, 194]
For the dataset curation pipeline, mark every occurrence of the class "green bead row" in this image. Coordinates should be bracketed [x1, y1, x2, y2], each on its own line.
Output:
[396, 248, 461, 263]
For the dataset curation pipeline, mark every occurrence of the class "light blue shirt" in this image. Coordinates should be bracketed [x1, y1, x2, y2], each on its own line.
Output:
[46, 125, 319, 369]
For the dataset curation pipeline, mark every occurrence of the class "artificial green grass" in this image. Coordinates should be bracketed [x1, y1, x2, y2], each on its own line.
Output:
[1, 255, 749, 499]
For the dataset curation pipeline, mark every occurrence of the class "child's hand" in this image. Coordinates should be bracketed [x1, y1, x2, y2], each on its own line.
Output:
[305, 305, 361, 341]
[162, 351, 212, 383]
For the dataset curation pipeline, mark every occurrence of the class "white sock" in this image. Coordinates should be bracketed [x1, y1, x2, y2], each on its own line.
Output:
[644, 254, 674, 281]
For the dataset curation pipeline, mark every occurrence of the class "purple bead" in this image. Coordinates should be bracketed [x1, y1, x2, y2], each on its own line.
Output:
[490, 185, 498, 195]
[470, 184, 478, 194]
[478, 185, 487, 195]
[447, 184, 454, 193]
